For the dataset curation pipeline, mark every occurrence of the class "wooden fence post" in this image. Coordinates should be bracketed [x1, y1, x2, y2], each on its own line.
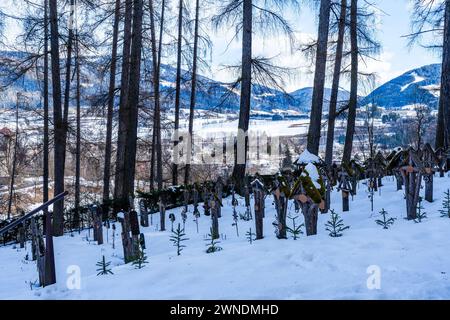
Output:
[210, 196, 220, 240]
[159, 194, 166, 231]
[139, 199, 149, 227]
[251, 179, 265, 240]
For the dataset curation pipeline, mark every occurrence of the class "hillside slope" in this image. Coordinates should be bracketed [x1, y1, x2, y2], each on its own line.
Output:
[1, 174, 450, 299]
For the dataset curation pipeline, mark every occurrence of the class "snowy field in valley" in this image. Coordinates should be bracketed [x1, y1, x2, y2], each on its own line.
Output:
[1, 174, 450, 300]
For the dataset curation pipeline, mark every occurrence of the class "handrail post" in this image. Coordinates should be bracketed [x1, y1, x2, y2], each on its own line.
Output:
[44, 204, 56, 286]
[0, 191, 68, 287]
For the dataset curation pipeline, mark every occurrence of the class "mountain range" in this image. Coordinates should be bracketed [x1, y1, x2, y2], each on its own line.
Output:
[0, 50, 442, 114]
[361, 63, 441, 109]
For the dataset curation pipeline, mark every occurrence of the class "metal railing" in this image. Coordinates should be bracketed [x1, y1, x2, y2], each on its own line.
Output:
[0, 191, 69, 236]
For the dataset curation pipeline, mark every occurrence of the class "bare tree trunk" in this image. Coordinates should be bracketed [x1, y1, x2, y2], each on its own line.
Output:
[103, 0, 121, 210]
[149, 0, 165, 190]
[44, 0, 57, 285]
[342, 0, 358, 164]
[114, 0, 133, 207]
[49, 0, 65, 236]
[43, 0, 49, 219]
[325, 0, 347, 166]
[231, 0, 252, 190]
[74, 28, 81, 228]
[149, 0, 157, 190]
[307, 0, 332, 155]
[61, 0, 75, 187]
[123, 0, 144, 201]
[7, 95, 19, 219]
[436, 0, 450, 150]
[184, 0, 200, 185]
[172, 0, 183, 186]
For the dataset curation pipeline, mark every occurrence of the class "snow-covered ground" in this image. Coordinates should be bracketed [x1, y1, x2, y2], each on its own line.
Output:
[1, 174, 450, 300]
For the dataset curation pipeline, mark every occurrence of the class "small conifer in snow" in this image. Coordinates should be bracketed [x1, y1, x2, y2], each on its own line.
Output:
[96, 255, 113, 275]
[439, 189, 450, 218]
[414, 198, 427, 223]
[170, 223, 189, 256]
[286, 215, 304, 240]
[376, 208, 396, 229]
[132, 245, 148, 269]
[205, 227, 223, 253]
[232, 206, 239, 237]
[246, 228, 256, 244]
[325, 210, 350, 237]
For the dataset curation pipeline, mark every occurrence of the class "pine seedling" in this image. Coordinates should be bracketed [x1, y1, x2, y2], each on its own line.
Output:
[325, 209, 350, 237]
[170, 223, 189, 256]
[205, 227, 223, 253]
[376, 208, 396, 229]
[132, 245, 148, 269]
[286, 215, 304, 240]
[414, 198, 427, 223]
[246, 228, 256, 244]
[439, 189, 450, 218]
[232, 207, 239, 237]
[96, 255, 113, 275]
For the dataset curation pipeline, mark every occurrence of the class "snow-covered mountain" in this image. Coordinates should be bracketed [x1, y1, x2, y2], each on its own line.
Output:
[0, 50, 349, 115]
[361, 64, 441, 109]
[0, 50, 442, 113]
[290, 87, 350, 112]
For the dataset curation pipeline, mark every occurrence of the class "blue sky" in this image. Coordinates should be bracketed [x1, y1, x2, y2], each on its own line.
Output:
[208, 0, 442, 93]
[0, 0, 442, 93]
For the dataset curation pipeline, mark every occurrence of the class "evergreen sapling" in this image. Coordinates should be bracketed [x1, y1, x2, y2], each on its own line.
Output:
[132, 245, 148, 269]
[325, 209, 350, 237]
[246, 227, 256, 244]
[376, 208, 396, 229]
[414, 198, 427, 223]
[96, 255, 113, 275]
[205, 227, 223, 253]
[439, 189, 450, 218]
[170, 223, 189, 256]
[286, 214, 304, 240]
[232, 206, 239, 237]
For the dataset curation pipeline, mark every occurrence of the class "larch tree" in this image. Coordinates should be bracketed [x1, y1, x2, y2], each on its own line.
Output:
[341, 0, 358, 164]
[213, 0, 297, 192]
[148, 0, 166, 190]
[102, 0, 121, 211]
[307, 0, 332, 156]
[49, 0, 65, 236]
[184, 0, 200, 184]
[325, 0, 347, 166]
[172, 0, 185, 186]
[123, 0, 144, 202]
[341, 0, 380, 164]
[114, 0, 133, 208]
